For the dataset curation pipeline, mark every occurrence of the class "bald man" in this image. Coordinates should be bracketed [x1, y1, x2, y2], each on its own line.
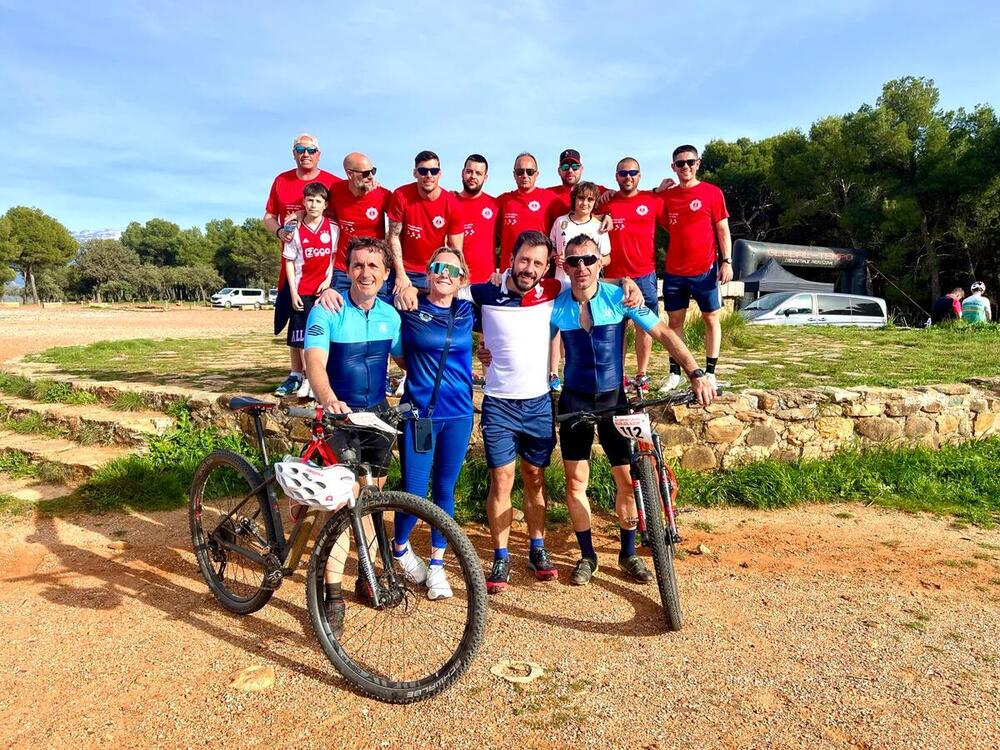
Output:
[324, 152, 393, 302]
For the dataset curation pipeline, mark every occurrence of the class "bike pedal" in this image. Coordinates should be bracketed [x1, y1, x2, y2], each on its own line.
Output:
[261, 553, 284, 590]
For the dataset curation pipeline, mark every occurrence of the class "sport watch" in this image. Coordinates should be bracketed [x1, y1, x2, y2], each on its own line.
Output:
[688, 368, 706, 380]
[720, 257, 732, 264]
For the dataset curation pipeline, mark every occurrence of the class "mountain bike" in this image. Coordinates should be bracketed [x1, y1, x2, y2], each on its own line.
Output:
[188, 396, 487, 703]
[556, 388, 706, 631]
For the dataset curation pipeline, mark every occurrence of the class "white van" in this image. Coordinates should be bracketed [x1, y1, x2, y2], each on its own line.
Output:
[211, 287, 267, 309]
[740, 292, 888, 327]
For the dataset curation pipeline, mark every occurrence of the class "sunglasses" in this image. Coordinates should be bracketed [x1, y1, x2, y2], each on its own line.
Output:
[428, 260, 464, 277]
[673, 158, 699, 168]
[347, 167, 377, 178]
[617, 169, 640, 178]
[294, 145, 319, 155]
[559, 162, 581, 171]
[514, 168, 537, 176]
[416, 166, 441, 176]
[563, 255, 600, 268]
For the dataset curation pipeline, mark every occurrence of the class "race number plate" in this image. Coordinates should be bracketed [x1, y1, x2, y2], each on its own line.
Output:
[612, 413, 653, 442]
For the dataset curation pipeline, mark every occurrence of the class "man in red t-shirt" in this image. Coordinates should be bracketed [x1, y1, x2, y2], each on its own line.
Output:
[262, 133, 342, 396]
[546, 148, 609, 218]
[658, 145, 732, 392]
[452, 154, 499, 283]
[601, 157, 666, 392]
[497, 153, 560, 271]
[386, 150, 464, 292]
[325, 151, 391, 300]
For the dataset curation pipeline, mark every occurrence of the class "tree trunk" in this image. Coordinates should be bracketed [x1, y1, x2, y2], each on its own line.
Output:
[921, 214, 940, 301]
[26, 264, 42, 308]
[95, 285, 102, 304]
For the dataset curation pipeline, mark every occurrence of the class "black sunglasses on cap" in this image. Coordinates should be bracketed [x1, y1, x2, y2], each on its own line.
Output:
[564, 255, 600, 268]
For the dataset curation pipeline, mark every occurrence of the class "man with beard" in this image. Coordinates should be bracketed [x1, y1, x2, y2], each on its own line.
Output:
[263, 133, 342, 397]
[452, 154, 499, 283]
[546, 148, 609, 218]
[325, 152, 392, 300]
[386, 150, 464, 293]
[497, 153, 560, 271]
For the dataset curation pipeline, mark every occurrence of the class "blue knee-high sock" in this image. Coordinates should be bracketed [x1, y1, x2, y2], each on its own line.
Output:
[575, 529, 596, 560]
[619, 527, 637, 559]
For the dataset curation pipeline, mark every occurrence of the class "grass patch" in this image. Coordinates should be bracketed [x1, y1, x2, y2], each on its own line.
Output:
[0, 371, 99, 405]
[834, 511, 854, 519]
[691, 520, 714, 533]
[0, 493, 34, 516]
[110, 392, 149, 412]
[0, 450, 38, 478]
[2, 411, 62, 438]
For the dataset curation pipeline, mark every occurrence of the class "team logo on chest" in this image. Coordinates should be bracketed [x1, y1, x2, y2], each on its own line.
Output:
[527, 200, 541, 212]
[635, 204, 649, 216]
[365, 206, 379, 221]
[689, 199, 702, 212]
[432, 215, 446, 229]
[319, 232, 331, 244]
[481, 207, 494, 220]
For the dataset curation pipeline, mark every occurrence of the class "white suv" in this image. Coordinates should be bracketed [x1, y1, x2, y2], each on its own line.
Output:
[740, 292, 888, 327]
[211, 287, 267, 309]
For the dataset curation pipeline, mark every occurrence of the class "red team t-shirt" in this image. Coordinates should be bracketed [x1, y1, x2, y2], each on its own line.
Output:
[452, 192, 499, 283]
[325, 182, 391, 272]
[661, 182, 729, 276]
[496, 188, 560, 270]
[387, 184, 464, 274]
[602, 191, 664, 279]
[265, 168, 342, 288]
[282, 217, 337, 296]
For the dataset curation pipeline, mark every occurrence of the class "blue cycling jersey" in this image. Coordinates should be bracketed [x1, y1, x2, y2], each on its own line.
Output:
[550, 281, 660, 393]
[399, 296, 474, 420]
[303, 296, 402, 410]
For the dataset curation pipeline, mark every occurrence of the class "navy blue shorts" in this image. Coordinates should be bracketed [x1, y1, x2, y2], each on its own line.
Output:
[662, 263, 721, 313]
[331, 269, 395, 304]
[286, 294, 316, 348]
[273, 283, 292, 335]
[557, 387, 631, 467]
[633, 271, 659, 316]
[480, 393, 556, 469]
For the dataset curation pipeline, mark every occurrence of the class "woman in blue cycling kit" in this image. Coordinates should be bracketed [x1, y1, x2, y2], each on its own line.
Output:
[392, 247, 475, 600]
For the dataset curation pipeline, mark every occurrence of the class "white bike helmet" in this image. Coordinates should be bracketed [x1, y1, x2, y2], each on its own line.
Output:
[971, 281, 986, 293]
[274, 459, 356, 511]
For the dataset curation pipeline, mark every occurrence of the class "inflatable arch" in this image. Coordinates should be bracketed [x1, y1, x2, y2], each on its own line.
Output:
[732, 240, 869, 295]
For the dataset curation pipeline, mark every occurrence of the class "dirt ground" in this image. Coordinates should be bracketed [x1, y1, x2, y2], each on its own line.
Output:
[1, 505, 998, 749]
[2, 306, 1000, 749]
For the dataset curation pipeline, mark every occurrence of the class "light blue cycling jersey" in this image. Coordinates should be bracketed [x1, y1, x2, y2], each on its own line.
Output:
[961, 294, 991, 323]
[550, 281, 660, 393]
[303, 296, 402, 409]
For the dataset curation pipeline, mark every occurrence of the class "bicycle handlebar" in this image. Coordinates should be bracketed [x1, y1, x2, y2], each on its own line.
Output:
[285, 402, 415, 424]
[555, 388, 719, 424]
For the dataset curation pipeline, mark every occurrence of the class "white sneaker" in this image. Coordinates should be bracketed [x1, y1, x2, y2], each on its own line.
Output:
[393, 372, 406, 397]
[659, 373, 682, 393]
[296, 377, 314, 398]
[393, 542, 427, 585]
[426, 564, 453, 600]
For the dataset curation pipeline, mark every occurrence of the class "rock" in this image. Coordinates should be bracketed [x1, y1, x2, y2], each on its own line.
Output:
[107, 541, 131, 552]
[844, 402, 885, 417]
[936, 414, 960, 435]
[691, 544, 712, 555]
[490, 660, 544, 684]
[974, 411, 997, 436]
[659, 425, 696, 447]
[886, 398, 925, 417]
[904, 416, 935, 438]
[855, 417, 902, 441]
[775, 406, 817, 421]
[933, 383, 971, 395]
[816, 417, 854, 440]
[969, 398, 989, 413]
[704, 416, 744, 443]
[921, 401, 943, 414]
[745, 424, 778, 448]
[681, 446, 718, 471]
[229, 665, 275, 692]
[512, 508, 525, 522]
[755, 392, 779, 411]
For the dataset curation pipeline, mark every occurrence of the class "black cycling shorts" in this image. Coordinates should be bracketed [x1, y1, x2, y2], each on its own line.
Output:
[324, 399, 393, 478]
[557, 387, 631, 467]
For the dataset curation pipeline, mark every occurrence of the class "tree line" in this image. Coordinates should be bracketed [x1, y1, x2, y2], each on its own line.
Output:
[3, 77, 997, 310]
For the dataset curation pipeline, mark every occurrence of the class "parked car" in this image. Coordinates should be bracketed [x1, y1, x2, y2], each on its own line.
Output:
[211, 287, 267, 309]
[740, 291, 888, 327]
[268, 288, 278, 305]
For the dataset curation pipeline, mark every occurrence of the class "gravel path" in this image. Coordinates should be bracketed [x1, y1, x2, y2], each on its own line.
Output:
[1, 505, 998, 749]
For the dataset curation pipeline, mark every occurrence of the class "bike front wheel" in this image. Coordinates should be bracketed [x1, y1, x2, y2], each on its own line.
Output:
[636, 455, 683, 631]
[189, 449, 277, 614]
[305, 490, 487, 703]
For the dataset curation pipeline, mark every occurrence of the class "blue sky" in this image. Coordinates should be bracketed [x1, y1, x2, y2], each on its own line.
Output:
[1, 0, 997, 233]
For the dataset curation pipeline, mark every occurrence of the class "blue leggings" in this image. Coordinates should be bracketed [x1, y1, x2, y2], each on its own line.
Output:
[394, 415, 473, 550]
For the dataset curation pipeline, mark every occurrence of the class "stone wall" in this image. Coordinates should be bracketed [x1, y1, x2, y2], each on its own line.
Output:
[656, 379, 1000, 471]
[195, 378, 1000, 472]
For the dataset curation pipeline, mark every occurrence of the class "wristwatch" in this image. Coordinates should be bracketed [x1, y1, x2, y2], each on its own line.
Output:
[688, 368, 706, 380]
[720, 257, 732, 264]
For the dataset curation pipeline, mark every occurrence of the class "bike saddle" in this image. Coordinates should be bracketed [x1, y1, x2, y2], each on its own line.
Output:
[228, 396, 278, 412]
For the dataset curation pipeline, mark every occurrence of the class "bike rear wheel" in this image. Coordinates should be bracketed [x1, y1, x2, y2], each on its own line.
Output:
[306, 490, 487, 703]
[189, 449, 277, 614]
[636, 455, 683, 631]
